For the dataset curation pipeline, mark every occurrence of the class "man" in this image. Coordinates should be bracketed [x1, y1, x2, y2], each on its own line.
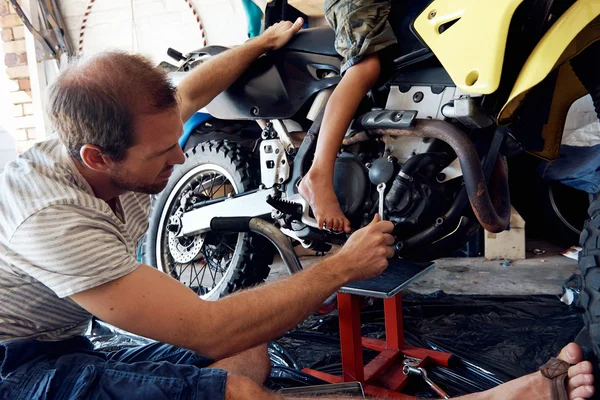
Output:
[0, 18, 594, 400]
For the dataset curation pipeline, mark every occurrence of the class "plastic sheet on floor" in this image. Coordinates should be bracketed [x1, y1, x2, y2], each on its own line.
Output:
[271, 291, 584, 397]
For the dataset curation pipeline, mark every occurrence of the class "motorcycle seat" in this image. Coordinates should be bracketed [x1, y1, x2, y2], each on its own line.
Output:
[282, 27, 339, 57]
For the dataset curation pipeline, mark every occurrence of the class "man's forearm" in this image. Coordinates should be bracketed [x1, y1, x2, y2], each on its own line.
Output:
[194, 255, 350, 359]
[178, 37, 270, 122]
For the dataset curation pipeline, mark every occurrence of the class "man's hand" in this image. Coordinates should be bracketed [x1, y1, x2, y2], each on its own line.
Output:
[257, 17, 304, 51]
[333, 214, 395, 283]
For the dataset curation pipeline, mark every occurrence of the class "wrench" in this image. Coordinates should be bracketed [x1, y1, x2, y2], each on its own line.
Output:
[377, 183, 386, 220]
[403, 366, 450, 399]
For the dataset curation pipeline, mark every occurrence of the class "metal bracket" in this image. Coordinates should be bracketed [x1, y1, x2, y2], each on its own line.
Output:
[271, 119, 296, 154]
[260, 139, 290, 188]
[441, 97, 494, 129]
[359, 110, 418, 130]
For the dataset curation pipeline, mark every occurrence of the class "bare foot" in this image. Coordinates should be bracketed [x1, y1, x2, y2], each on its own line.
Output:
[479, 343, 594, 400]
[299, 170, 351, 233]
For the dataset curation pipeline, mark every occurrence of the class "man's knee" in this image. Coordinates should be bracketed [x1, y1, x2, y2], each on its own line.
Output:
[225, 373, 280, 400]
[240, 343, 271, 382]
[255, 343, 272, 376]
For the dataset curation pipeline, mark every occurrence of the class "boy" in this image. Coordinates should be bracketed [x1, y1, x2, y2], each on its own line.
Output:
[299, 0, 397, 232]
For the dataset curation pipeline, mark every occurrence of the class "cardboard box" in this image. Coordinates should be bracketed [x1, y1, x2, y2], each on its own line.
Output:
[484, 206, 526, 261]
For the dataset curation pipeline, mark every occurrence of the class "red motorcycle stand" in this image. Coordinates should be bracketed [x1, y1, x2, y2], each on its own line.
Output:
[303, 260, 453, 399]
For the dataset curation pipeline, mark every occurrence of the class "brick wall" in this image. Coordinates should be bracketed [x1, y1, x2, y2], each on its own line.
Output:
[0, 0, 36, 153]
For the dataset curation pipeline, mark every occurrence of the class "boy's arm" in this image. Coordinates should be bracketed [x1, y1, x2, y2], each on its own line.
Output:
[178, 18, 303, 123]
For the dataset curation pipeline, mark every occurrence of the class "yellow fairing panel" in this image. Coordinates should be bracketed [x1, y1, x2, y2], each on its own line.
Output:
[414, 0, 523, 95]
[499, 1, 600, 123]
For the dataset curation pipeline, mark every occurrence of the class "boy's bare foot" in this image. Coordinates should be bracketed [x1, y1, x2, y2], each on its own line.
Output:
[299, 170, 351, 233]
[477, 343, 594, 400]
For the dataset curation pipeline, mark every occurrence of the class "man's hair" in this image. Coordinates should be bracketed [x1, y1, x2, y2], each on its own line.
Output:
[47, 51, 178, 161]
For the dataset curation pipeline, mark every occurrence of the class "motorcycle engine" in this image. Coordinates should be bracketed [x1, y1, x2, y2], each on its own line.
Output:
[332, 154, 370, 221]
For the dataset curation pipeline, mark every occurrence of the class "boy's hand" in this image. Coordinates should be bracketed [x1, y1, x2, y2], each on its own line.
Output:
[258, 17, 304, 51]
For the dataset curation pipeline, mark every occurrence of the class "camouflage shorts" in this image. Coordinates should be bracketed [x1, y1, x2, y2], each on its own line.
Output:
[324, 0, 396, 74]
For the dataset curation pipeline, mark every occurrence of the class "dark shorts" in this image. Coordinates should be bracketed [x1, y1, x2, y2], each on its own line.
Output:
[0, 336, 227, 400]
[324, 0, 397, 74]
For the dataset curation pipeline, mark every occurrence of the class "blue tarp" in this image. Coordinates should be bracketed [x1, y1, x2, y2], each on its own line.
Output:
[540, 144, 600, 194]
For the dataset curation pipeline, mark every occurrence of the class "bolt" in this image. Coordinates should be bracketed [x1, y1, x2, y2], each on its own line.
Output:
[166, 224, 179, 233]
[286, 146, 295, 155]
[395, 242, 404, 252]
[251, 106, 259, 115]
[435, 217, 444, 226]
[275, 148, 280, 154]
[429, 10, 437, 19]
[365, 163, 372, 169]
[413, 91, 424, 103]
[279, 178, 284, 183]
[437, 172, 447, 182]
[387, 155, 395, 163]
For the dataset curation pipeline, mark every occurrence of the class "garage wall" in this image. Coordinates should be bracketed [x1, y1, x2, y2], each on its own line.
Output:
[59, 0, 250, 64]
[0, 125, 16, 172]
[1, 0, 38, 153]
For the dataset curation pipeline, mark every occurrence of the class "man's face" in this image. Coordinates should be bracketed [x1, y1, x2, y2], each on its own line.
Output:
[109, 108, 186, 195]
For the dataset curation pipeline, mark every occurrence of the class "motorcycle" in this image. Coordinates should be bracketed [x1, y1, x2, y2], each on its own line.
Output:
[144, 0, 600, 306]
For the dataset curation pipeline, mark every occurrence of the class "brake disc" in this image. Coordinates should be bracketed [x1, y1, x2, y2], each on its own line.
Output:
[167, 208, 205, 264]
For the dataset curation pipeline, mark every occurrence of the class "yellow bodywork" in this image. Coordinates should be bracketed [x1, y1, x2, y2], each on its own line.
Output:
[530, 63, 588, 160]
[413, 0, 523, 95]
[499, 1, 600, 123]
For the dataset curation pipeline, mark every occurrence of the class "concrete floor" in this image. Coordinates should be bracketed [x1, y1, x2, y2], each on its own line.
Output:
[267, 241, 579, 296]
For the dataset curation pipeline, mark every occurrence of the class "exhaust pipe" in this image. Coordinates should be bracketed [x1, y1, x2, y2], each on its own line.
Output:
[210, 217, 302, 274]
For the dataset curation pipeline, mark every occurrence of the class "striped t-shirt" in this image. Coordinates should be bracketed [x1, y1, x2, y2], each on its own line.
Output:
[0, 137, 150, 342]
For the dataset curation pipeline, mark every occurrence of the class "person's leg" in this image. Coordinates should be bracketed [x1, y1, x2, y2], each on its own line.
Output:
[299, 54, 381, 233]
[209, 343, 271, 385]
[453, 343, 594, 400]
[106, 340, 271, 385]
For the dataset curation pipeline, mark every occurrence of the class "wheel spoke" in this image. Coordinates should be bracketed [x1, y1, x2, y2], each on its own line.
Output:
[208, 172, 216, 198]
[199, 260, 209, 289]
[189, 262, 205, 293]
[223, 241, 236, 253]
[210, 179, 227, 198]
[201, 248, 218, 286]
[174, 262, 189, 281]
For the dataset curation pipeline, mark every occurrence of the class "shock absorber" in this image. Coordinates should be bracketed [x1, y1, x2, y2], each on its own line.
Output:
[571, 40, 600, 119]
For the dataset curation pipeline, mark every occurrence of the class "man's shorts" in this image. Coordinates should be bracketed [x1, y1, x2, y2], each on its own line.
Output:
[0, 336, 227, 400]
[325, 0, 397, 74]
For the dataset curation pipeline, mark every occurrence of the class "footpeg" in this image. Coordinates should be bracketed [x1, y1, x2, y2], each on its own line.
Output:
[267, 195, 303, 219]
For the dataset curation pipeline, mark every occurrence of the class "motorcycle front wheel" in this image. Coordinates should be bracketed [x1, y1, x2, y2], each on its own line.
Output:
[144, 140, 273, 300]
